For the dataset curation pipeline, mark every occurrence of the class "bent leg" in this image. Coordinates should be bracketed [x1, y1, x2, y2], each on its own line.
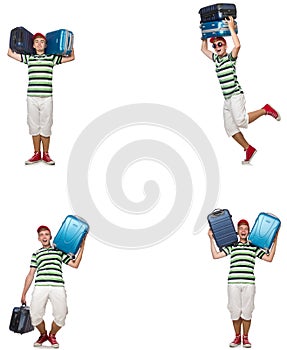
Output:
[248, 109, 266, 124]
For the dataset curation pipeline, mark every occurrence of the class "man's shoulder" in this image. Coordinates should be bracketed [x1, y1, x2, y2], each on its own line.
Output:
[33, 246, 44, 254]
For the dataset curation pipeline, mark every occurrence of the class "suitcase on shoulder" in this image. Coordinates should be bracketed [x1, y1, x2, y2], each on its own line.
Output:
[45, 29, 74, 56]
[248, 212, 281, 253]
[9, 26, 34, 54]
[9, 304, 34, 334]
[199, 3, 237, 23]
[200, 19, 238, 39]
[207, 208, 238, 250]
[53, 215, 89, 258]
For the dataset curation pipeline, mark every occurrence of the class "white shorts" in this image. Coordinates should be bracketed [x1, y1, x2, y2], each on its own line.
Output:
[30, 286, 68, 327]
[227, 284, 256, 320]
[27, 96, 53, 137]
[223, 93, 248, 137]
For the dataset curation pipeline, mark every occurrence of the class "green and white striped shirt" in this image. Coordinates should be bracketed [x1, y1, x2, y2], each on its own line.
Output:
[222, 243, 265, 284]
[21, 54, 62, 97]
[30, 247, 71, 287]
[212, 52, 243, 99]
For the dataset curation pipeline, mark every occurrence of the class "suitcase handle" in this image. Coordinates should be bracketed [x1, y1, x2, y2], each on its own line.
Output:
[266, 212, 278, 218]
[211, 208, 224, 217]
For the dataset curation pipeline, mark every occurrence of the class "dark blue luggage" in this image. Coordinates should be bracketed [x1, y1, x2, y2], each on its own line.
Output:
[9, 304, 34, 334]
[248, 212, 280, 253]
[207, 208, 238, 250]
[45, 29, 74, 56]
[53, 215, 89, 258]
[200, 19, 238, 39]
[199, 3, 237, 23]
[9, 26, 34, 54]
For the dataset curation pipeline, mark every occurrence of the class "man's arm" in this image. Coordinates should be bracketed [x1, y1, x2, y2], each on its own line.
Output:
[208, 229, 226, 259]
[21, 267, 36, 304]
[227, 16, 241, 58]
[201, 39, 213, 60]
[261, 231, 279, 262]
[61, 48, 75, 63]
[7, 48, 22, 62]
[68, 234, 87, 269]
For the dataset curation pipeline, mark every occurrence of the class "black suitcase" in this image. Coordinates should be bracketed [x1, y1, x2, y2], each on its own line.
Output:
[199, 3, 237, 23]
[9, 26, 34, 54]
[9, 304, 34, 334]
[207, 208, 238, 250]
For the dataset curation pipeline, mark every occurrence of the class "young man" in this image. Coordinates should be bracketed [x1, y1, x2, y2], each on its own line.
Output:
[201, 16, 280, 164]
[8, 32, 75, 165]
[21, 225, 87, 348]
[208, 219, 279, 348]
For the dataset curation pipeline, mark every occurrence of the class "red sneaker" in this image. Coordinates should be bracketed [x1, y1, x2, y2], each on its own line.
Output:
[42, 152, 55, 165]
[48, 333, 59, 348]
[243, 335, 252, 348]
[262, 104, 281, 121]
[242, 145, 257, 164]
[34, 332, 48, 347]
[25, 151, 41, 165]
[229, 334, 241, 347]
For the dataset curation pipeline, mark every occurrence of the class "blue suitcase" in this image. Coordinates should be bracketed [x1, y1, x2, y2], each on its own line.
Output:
[200, 20, 238, 39]
[53, 215, 89, 258]
[248, 212, 281, 253]
[207, 208, 238, 251]
[199, 3, 237, 23]
[9, 26, 34, 54]
[45, 29, 74, 56]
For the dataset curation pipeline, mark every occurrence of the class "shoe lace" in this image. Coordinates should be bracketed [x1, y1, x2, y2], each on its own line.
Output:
[44, 153, 51, 160]
[49, 334, 58, 343]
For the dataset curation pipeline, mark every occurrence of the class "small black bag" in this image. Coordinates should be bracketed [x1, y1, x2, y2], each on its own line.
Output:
[9, 304, 34, 334]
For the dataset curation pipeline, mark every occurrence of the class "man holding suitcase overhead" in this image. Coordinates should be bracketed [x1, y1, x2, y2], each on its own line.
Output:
[7, 32, 75, 165]
[21, 225, 86, 348]
[208, 219, 279, 348]
[201, 16, 280, 164]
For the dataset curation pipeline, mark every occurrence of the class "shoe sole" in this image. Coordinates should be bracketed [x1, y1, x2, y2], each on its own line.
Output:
[25, 161, 41, 165]
[42, 159, 55, 165]
[42, 161, 55, 165]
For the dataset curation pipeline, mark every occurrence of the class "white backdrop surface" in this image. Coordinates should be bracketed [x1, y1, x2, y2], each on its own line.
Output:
[1, 0, 286, 349]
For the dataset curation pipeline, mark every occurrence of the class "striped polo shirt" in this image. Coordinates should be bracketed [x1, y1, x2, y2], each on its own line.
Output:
[212, 52, 243, 99]
[21, 54, 62, 97]
[30, 246, 72, 287]
[222, 243, 265, 284]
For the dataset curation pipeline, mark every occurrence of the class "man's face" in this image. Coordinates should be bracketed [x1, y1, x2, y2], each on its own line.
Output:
[212, 40, 226, 56]
[33, 37, 46, 53]
[38, 229, 52, 247]
[238, 224, 249, 241]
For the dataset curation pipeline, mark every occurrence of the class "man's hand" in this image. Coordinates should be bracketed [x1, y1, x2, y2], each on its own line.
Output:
[226, 16, 236, 31]
[208, 228, 214, 239]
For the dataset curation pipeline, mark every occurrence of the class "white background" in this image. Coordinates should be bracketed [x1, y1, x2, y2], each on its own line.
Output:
[1, 0, 286, 349]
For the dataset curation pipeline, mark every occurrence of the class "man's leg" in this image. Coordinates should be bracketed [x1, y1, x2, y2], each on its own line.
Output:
[40, 135, 50, 154]
[50, 321, 61, 335]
